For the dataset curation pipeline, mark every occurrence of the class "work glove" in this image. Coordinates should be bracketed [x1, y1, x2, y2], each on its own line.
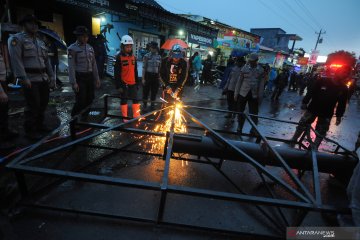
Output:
[0, 91, 8, 103]
[166, 86, 173, 95]
[173, 88, 180, 99]
[301, 103, 307, 110]
[335, 117, 342, 126]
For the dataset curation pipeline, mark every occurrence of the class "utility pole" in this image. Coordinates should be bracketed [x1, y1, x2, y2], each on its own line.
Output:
[314, 29, 326, 50]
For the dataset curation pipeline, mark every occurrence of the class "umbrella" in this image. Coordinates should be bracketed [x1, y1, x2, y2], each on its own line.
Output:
[38, 28, 67, 50]
[161, 39, 189, 50]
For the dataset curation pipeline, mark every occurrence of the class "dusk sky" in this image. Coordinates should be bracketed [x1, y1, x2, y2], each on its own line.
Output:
[156, 0, 360, 57]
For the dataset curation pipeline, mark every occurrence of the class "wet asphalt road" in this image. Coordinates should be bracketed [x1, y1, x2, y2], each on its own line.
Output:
[2, 82, 360, 240]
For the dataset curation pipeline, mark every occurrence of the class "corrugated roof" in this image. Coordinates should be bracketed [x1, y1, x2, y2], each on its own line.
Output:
[130, 0, 164, 9]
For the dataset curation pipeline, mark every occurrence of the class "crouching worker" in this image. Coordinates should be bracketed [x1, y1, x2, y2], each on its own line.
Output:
[160, 44, 188, 103]
[114, 35, 140, 121]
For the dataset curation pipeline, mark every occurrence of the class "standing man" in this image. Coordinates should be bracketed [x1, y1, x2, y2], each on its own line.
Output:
[93, 34, 107, 79]
[142, 41, 161, 110]
[271, 68, 290, 101]
[114, 35, 140, 120]
[201, 54, 213, 85]
[192, 52, 202, 85]
[68, 26, 101, 121]
[234, 53, 265, 134]
[290, 63, 352, 149]
[0, 49, 18, 148]
[8, 14, 55, 140]
[160, 44, 188, 102]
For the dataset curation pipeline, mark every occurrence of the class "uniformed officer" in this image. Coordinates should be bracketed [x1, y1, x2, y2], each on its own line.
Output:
[114, 35, 140, 121]
[142, 41, 161, 110]
[68, 26, 101, 121]
[0, 50, 18, 148]
[8, 14, 55, 140]
[233, 53, 265, 134]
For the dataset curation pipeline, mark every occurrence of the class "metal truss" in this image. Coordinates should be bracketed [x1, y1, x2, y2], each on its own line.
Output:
[6, 94, 357, 239]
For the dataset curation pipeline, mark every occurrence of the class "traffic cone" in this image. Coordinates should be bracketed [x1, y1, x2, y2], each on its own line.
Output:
[121, 104, 128, 122]
[132, 103, 141, 118]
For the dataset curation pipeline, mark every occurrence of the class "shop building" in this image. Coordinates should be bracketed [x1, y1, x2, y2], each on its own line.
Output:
[4, 0, 217, 76]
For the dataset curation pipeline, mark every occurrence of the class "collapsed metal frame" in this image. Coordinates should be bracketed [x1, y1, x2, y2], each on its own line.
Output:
[6, 94, 356, 238]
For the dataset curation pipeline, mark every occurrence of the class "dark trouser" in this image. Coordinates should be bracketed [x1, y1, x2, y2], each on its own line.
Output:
[71, 72, 95, 120]
[120, 84, 139, 105]
[23, 81, 50, 132]
[201, 69, 212, 84]
[292, 111, 331, 148]
[96, 56, 105, 79]
[143, 72, 159, 107]
[236, 91, 259, 132]
[226, 90, 236, 111]
[0, 81, 8, 133]
[288, 79, 297, 91]
[272, 85, 285, 100]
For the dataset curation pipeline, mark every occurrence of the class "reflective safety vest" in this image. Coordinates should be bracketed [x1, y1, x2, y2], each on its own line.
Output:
[119, 55, 136, 85]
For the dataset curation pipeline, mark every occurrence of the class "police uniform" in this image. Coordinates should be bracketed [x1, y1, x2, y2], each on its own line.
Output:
[159, 57, 188, 103]
[114, 52, 140, 119]
[234, 63, 265, 133]
[68, 31, 99, 120]
[142, 51, 161, 108]
[292, 76, 348, 148]
[8, 27, 54, 137]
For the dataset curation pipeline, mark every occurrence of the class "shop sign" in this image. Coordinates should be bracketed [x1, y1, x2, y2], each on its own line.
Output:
[309, 50, 319, 65]
[188, 32, 213, 48]
[216, 30, 260, 52]
[297, 57, 309, 65]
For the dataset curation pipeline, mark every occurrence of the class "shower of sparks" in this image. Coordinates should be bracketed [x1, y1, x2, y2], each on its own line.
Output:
[140, 103, 187, 154]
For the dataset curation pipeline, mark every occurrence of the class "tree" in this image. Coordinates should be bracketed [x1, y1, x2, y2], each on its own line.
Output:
[326, 50, 357, 67]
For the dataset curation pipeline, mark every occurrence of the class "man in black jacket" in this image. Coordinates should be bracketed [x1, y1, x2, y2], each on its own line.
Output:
[291, 65, 351, 148]
[160, 44, 188, 103]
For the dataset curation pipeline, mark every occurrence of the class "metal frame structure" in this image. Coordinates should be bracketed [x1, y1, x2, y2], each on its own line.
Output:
[6, 94, 356, 238]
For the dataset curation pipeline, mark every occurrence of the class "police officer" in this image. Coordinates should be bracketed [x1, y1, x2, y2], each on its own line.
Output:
[160, 44, 188, 103]
[0, 50, 18, 148]
[234, 53, 265, 134]
[68, 26, 101, 121]
[142, 41, 161, 110]
[8, 14, 54, 140]
[291, 62, 352, 149]
[114, 35, 140, 120]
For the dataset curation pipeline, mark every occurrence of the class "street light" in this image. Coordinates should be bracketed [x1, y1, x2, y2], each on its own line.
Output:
[178, 30, 184, 36]
[100, 16, 106, 22]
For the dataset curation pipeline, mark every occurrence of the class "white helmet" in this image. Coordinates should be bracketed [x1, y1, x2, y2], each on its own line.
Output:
[121, 35, 134, 45]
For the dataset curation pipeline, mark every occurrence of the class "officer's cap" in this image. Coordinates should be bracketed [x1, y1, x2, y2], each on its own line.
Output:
[73, 26, 89, 36]
[19, 14, 40, 26]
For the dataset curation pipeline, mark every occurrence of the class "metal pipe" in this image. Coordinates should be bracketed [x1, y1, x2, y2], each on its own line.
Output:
[172, 135, 358, 174]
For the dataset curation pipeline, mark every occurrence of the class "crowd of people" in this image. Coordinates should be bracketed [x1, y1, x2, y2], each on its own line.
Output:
[219, 50, 357, 150]
[0, 14, 191, 146]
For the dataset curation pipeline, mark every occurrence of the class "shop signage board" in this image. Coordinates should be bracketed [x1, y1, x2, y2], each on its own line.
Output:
[188, 31, 213, 48]
[309, 50, 319, 65]
[297, 57, 309, 65]
[216, 30, 261, 52]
